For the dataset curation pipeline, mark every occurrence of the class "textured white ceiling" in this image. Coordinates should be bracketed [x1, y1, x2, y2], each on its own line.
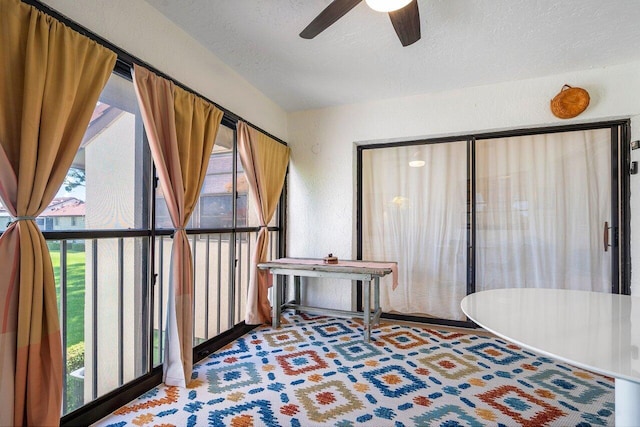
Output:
[145, 0, 640, 112]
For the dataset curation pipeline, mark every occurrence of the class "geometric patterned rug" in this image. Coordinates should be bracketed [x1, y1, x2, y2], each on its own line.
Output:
[94, 312, 615, 427]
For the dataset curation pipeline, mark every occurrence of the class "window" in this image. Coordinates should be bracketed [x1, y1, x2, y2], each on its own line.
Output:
[200, 194, 245, 229]
[45, 72, 152, 415]
[0, 43, 288, 426]
[2, 5, 288, 423]
[155, 126, 247, 230]
[152, 123, 285, 359]
[43, 71, 288, 417]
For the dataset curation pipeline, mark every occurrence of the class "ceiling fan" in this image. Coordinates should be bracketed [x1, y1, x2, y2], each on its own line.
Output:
[300, 0, 421, 47]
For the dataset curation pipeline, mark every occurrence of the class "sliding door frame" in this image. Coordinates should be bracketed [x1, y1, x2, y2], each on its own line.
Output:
[356, 119, 631, 328]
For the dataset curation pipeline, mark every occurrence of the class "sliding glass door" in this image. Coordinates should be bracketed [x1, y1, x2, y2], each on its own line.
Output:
[358, 123, 626, 323]
[475, 129, 613, 293]
[361, 141, 469, 321]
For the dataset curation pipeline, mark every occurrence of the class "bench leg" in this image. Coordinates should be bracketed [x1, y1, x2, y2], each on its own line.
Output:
[294, 275, 301, 314]
[374, 277, 380, 325]
[364, 280, 371, 342]
[272, 275, 281, 329]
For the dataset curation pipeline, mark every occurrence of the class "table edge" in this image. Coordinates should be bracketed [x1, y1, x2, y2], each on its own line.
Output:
[461, 289, 640, 384]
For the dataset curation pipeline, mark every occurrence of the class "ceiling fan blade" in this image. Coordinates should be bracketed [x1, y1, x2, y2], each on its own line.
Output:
[300, 0, 362, 39]
[388, 0, 421, 47]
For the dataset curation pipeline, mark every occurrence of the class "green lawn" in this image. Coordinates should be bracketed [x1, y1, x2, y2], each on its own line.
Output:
[49, 245, 86, 348]
[49, 243, 87, 413]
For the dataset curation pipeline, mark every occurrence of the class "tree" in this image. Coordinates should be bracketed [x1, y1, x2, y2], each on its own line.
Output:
[63, 168, 85, 193]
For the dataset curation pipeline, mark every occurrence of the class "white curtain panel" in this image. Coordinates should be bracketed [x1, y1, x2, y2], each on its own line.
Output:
[362, 128, 611, 321]
[475, 129, 611, 293]
[362, 141, 468, 320]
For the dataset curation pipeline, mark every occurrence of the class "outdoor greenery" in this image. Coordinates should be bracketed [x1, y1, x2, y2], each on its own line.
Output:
[65, 341, 86, 412]
[66, 341, 85, 373]
[49, 242, 87, 413]
[49, 244, 86, 348]
[63, 167, 86, 193]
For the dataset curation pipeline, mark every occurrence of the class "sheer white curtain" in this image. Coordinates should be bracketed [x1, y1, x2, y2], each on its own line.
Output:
[475, 129, 611, 292]
[362, 142, 468, 320]
[362, 128, 612, 321]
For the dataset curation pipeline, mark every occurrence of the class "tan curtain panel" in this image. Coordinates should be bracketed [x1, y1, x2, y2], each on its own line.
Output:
[133, 64, 223, 387]
[0, 1, 116, 425]
[237, 121, 290, 325]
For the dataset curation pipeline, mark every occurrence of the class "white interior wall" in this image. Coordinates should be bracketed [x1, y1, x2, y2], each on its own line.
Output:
[287, 61, 640, 310]
[40, 0, 288, 141]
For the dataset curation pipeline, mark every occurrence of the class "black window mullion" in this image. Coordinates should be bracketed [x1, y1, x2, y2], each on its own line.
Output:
[621, 122, 632, 295]
[216, 234, 222, 336]
[467, 137, 476, 297]
[118, 238, 124, 386]
[356, 146, 364, 312]
[60, 240, 68, 412]
[204, 234, 210, 340]
[610, 126, 620, 294]
[91, 239, 99, 400]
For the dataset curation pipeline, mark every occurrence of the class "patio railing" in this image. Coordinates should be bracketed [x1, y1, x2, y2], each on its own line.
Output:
[46, 228, 280, 415]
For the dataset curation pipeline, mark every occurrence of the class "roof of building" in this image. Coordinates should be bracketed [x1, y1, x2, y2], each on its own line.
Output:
[43, 197, 85, 217]
[0, 197, 85, 217]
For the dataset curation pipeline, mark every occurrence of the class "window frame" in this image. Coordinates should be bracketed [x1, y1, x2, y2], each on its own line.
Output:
[11, 3, 288, 424]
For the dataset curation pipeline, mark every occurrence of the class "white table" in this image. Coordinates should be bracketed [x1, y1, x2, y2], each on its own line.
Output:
[461, 288, 640, 427]
[258, 258, 395, 341]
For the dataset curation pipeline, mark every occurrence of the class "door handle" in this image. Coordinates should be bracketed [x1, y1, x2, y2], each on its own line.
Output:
[603, 221, 611, 252]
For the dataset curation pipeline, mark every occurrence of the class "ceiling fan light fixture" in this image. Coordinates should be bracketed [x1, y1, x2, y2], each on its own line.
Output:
[300, 0, 421, 46]
[365, 0, 412, 12]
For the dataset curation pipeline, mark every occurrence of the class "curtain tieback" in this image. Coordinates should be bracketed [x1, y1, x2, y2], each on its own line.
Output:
[171, 226, 186, 238]
[7, 216, 36, 226]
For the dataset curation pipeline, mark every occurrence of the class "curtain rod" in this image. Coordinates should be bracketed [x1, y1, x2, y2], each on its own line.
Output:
[21, 0, 288, 147]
